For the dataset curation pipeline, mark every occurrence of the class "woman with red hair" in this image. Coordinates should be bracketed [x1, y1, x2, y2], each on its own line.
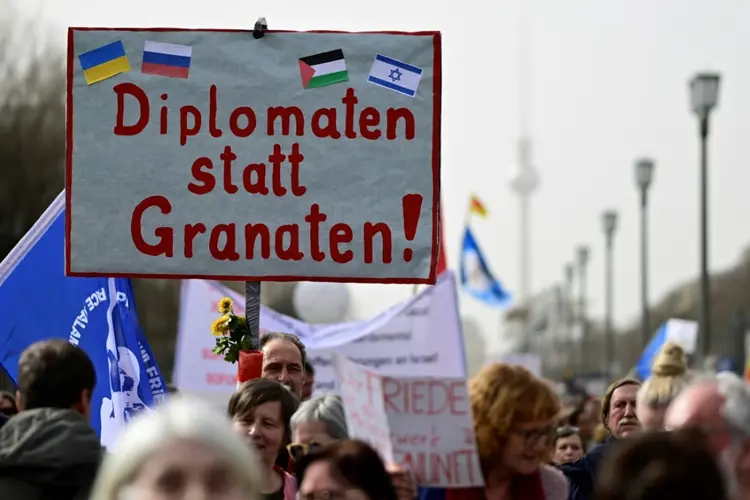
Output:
[420, 363, 568, 500]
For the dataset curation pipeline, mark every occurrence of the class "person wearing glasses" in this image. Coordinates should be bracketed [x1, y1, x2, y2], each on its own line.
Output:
[288, 394, 348, 461]
[420, 363, 568, 500]
[289, 394, 417, 500]
[228, 378, 300, 500]
[551, 426, 585, 465]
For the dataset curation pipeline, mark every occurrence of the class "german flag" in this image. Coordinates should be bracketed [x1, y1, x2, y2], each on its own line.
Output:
[469, 195, 488, 218]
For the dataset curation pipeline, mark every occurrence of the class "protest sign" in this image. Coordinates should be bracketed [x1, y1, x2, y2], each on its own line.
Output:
[334, 355, 394, 463]
[334, 356, 483, 488]
[67, 28, 441, 284]
[172, 271, 466, 398]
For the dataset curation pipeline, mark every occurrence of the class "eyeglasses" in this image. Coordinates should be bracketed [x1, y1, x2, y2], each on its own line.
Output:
[512, 425, 555, 446]
[287, 441, 323, 461]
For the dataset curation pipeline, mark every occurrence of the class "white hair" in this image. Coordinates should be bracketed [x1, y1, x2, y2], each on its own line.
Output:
[89, 397, 262, 500]
[290, 394, 349, 441]
[715, 371, 750, 436]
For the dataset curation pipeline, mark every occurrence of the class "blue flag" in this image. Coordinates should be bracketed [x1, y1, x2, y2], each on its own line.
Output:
[459, 226, 511, 306]
[634, 318, 697, 380]
[0, 191, 167, 448]
[634, 324, 668, 380]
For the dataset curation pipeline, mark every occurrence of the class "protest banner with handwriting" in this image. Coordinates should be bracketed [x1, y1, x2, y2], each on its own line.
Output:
[173, 271, 466, 396]
[66, 29, 441, 284]
[334, 356, 483, 488]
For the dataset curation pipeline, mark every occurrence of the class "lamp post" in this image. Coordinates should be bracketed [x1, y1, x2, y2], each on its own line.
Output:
[635, 158, 655, 349]
[689, 72, 721, 359]
[564, 263, 575, 370]
[602, 210, 618, 380]
[576, 245, 590, 372]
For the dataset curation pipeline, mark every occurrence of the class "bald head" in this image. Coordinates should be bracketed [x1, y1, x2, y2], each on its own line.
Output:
[665, 380, 726, 431]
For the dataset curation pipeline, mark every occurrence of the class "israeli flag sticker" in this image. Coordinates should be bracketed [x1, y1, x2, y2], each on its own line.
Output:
[367, 54, 423, 97]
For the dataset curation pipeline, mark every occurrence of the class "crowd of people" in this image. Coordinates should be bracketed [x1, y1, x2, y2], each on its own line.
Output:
[0, 333, 748, 500]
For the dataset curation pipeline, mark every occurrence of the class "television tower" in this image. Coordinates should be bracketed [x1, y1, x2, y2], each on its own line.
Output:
[507, 8, 540, 307]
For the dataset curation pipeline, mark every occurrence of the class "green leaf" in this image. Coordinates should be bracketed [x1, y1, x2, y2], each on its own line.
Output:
[225, 347, 239, 363]
[240, 335, 252, 350]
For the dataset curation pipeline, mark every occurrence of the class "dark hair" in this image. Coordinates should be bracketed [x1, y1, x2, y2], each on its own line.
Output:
[596, 428, 728, 500]
[228, 378, 300, 444]
[304, 361, 315, 375]
[0, 391, 18, 415]
[296, 440, 398, 500]
[17, 340, 96, 410]
[567, 407, 583, 426]
[261, 332, 307, 367]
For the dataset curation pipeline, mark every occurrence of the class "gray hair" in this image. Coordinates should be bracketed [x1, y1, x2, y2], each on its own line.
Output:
[290, 394, 349, 441]
[716, 371, 750, 436]
[90, 397, 262, 500]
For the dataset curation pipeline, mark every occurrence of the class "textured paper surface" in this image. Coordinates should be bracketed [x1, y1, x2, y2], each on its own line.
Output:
[67, 29, 440, 283]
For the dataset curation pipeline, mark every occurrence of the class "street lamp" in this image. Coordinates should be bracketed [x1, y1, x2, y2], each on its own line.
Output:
[602, 210, 618, 381]
[576, 245, 590, 371]
[689, 72, 721, 359]
[562, 263, 575, 370]
[564, 263, 575, 338]
[635, 158, 655, 349]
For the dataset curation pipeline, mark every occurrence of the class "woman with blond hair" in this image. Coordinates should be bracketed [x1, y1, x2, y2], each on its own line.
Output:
[90, 397, 263, 500]
[636, 341, 694, 432]
[420, 363, 567, 500]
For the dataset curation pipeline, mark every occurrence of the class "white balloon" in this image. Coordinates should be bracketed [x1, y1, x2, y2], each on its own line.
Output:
[293, 282, 351, 324]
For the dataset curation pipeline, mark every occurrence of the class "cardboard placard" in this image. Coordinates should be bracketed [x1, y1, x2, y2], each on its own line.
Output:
[334, 356, 483, 488]
[67, 28, 441, 283]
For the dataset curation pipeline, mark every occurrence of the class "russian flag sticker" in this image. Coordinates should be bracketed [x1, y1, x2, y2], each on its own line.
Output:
[141, 41, 192, 79]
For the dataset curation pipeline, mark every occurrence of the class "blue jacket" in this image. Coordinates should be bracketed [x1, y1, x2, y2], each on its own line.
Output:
[556, 437, 616, 500]
[417, 487, 444, 500]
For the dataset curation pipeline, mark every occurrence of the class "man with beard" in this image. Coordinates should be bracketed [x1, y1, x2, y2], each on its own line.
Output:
[664, 371, 750, 500]
[558, 378, 641, 500]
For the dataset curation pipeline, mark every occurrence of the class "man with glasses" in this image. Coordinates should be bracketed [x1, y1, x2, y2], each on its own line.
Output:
[665, 372, 750, 500]
[558, 378, 641, 500]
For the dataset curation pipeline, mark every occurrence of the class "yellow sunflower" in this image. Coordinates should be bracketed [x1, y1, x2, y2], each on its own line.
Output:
[218, 297, 234, 314]
[210, 314, 232, 337]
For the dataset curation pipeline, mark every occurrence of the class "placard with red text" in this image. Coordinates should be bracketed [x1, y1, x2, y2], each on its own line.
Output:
[334, 356, 484, 488]
[66, 28, 441, 283]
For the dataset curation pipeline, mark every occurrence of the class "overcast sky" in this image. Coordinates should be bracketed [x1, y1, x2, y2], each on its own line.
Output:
[13, 0, 750, 352]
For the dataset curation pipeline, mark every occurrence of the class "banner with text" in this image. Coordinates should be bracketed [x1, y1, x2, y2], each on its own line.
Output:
[173, 272, 466, 394]
[334, 356, 483, 488]
[67, 29, 441, 283]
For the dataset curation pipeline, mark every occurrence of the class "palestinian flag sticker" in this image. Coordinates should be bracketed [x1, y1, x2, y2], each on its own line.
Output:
[298, 49, 349, 89]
